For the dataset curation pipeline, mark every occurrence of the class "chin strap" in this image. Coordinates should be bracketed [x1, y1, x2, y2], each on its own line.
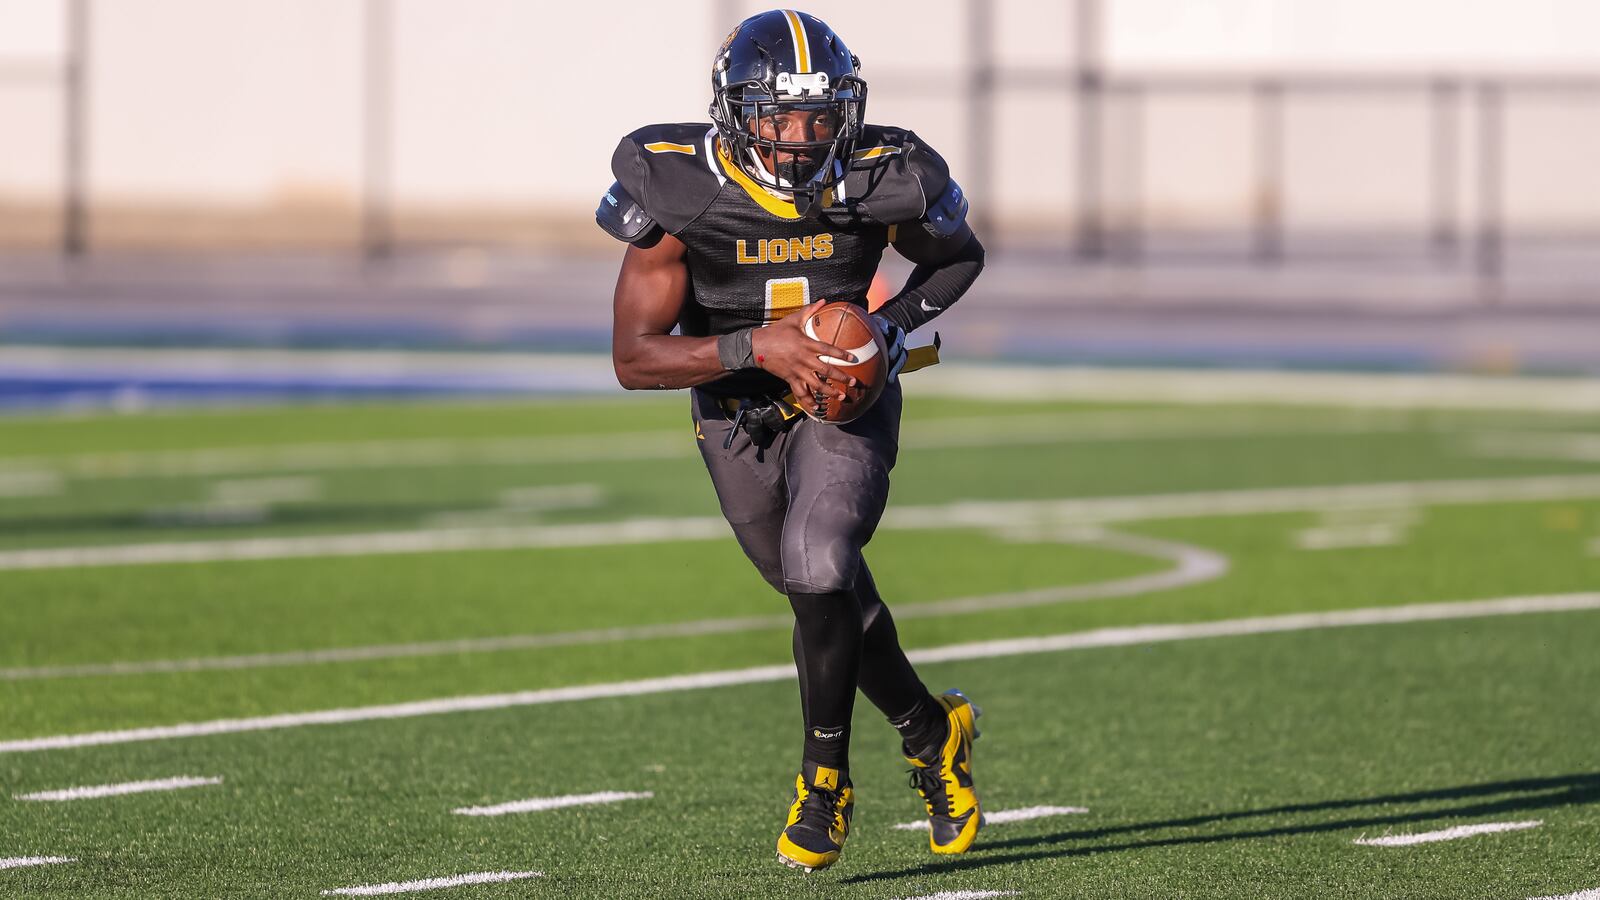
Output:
[734, 143, 841, 218]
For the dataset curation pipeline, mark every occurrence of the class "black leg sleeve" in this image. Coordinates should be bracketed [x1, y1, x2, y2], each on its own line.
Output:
[792, 622, 809, 726]
[853, 564, 933, 719]
[851, 565, 945, 756]
[789, 590, 863, 770]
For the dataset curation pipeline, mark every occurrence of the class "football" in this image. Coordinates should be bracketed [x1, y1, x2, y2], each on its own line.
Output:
[800, 301, 889, 424]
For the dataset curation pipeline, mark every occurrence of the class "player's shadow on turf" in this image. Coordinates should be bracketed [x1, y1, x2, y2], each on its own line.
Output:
[844, 772, 1600, 885]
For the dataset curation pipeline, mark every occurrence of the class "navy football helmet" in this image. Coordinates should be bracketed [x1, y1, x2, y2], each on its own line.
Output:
[710, 10, 867, 211]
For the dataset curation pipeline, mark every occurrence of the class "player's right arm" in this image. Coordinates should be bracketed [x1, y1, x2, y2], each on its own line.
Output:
[610, 233, 856, 397]
[603, 125, 854, 398]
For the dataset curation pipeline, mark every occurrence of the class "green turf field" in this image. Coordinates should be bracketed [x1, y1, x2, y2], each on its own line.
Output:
[2, 391, 1598, 898]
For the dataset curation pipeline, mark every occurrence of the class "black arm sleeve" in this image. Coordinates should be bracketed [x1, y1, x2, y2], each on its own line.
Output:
[874, 232, 985, 333]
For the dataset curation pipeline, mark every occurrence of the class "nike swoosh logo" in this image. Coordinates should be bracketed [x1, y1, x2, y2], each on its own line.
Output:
[920, 299, 940, 312]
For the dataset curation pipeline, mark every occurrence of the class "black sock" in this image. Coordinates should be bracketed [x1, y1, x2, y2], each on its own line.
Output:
[789, 590, 862, 770]
[887, 694, 948, 762]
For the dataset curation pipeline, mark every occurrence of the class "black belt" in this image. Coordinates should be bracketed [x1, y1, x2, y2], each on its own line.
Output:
[716, 394, 803, 449]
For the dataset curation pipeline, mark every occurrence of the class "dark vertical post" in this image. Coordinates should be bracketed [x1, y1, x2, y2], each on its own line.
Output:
[1075, 0, 1105, 259]
[965, 0, 994, 245]
[62, 0, 89, 258]
[363, 0, 394, 262]
[1476, 81, 1504, 302]
[1118, 84, 1145, 263]
[1253, 79, 1284, 264]
[1430, 77, 1459, 259]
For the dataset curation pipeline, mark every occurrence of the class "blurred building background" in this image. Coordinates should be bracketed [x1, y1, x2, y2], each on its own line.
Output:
[2, 0, 1600, 392]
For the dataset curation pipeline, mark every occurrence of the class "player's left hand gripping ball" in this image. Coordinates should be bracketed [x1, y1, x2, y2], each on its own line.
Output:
[871, 314, 907, 383]
[801, 302, 889, 424]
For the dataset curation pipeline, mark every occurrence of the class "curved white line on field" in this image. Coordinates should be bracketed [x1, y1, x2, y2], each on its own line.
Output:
[3, 593, 1596, 754]
[4, 473, 1599, 572]
[895, 531, 1228, 620]
[0, 531, 1225, 681]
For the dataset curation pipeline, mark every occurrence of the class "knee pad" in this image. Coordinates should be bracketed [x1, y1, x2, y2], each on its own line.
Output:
[782, 481, 883, 593]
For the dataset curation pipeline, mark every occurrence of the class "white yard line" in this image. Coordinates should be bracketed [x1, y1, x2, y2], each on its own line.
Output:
[879, 474, 1600, 532]
[0, 530, 1224, 681]
[0, 409, 1411, 480]
[0, 856, 75, 869]
[1294, 523, 1410, 550]
[0, 470, 61, 497]
[897, 891, 1019, 900]
[320, 871, 542, 896]
[894, 804, 1088, 830]
[211, 476, 321, 504]
[6, 472, 1600, 573]
[1353, 819, 1542, 846]
[914, 365, 1600, 412]
[1465, 431, 1600, 463]
[1297, 507, 1418, 550]
[0, 615, 791, 681]
[2, 592, 1595, 755]
[15, 775, 221, 802]
[38, 432, 691, 479]
[0, 516, 733, 571]
[13, 350, 1599, 409]
[1530, 889, 1600, 900]
[453, 790, 651, 817]
[0, 665, 797, 754]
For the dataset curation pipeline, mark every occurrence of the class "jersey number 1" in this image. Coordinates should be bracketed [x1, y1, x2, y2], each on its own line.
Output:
[764, 276, 810, 322]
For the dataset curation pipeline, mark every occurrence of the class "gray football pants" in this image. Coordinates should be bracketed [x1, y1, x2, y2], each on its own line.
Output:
[690, 382, 902, 596]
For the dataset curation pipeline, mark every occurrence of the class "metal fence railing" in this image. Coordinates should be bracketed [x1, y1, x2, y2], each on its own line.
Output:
[11, 0, 1600, 308]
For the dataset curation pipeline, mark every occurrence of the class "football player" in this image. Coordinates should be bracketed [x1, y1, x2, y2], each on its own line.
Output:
[598, 9, 985, 872]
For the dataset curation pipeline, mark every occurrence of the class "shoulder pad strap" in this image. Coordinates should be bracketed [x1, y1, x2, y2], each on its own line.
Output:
[923, 178, 968, 238]
[595, 180, 661, 244]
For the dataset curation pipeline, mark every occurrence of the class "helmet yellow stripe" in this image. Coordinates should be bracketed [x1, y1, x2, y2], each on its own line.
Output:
[783, 9, 811, 73]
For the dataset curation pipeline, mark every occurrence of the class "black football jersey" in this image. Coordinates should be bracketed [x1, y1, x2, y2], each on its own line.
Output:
[600, 123, 954, 398]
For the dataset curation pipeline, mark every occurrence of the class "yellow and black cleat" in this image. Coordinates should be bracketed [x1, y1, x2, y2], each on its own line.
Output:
[776, 761, 854, 872]
[906, 689, 983, 854]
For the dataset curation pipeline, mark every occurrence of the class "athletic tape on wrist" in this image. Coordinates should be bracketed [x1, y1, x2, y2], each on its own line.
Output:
[717, 328, 756, 371]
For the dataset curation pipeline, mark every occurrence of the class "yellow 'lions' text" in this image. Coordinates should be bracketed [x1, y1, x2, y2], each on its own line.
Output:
[735, 234, 834, 264]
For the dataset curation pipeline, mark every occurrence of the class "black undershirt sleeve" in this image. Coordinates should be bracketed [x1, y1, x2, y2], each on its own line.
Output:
[873, 232, 986, 334]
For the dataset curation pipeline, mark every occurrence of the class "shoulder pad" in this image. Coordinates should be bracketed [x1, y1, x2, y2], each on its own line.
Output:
[595, 181, 660, 244]
[923, 177, 968, 238]
[609, 124, 722, 234]
[845, 127, 954, 227]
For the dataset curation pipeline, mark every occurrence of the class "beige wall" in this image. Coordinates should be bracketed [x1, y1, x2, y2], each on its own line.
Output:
[1, 0, 1597, 245]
